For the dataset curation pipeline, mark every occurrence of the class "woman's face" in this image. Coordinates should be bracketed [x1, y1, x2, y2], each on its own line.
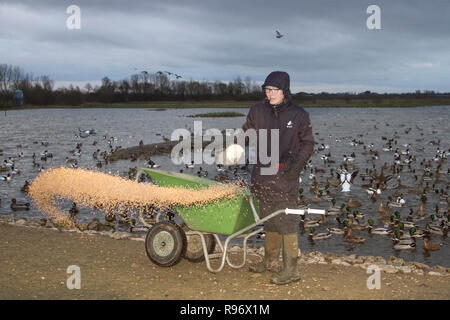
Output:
[264, 86, 284, 105]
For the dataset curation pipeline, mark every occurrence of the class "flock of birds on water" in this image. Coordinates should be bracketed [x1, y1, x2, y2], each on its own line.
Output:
[1, 113, 449, 256]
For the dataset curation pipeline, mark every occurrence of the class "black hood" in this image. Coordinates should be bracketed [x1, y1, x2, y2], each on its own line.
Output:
[261, 71, 292, 102]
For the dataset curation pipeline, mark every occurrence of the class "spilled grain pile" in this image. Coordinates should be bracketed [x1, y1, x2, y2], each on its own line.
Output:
[28, 167, 244, 229]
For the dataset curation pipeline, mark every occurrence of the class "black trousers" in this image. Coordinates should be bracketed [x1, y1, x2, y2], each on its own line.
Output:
[258, 199, 298, 234]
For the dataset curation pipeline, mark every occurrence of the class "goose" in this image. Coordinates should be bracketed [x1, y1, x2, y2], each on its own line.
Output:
[10, 198, 30, 211]
[275, 30, 284, 38]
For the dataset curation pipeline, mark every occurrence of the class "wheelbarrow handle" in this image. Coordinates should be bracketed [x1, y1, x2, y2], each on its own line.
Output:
[285, 208, 326, 215]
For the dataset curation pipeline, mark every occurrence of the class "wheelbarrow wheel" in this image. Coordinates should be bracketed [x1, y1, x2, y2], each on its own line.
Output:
[183, 227, 216, 263]
[145, 221, 187, 267]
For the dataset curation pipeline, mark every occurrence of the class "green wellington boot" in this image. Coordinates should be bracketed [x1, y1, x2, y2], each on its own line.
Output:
[270, 233, 300, 285]
[249, 232, 282, 273]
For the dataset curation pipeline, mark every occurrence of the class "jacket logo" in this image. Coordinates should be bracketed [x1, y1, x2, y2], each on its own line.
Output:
[287, 120, 293, 128]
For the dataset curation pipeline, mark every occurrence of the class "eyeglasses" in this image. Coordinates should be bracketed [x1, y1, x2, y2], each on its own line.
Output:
[264, 88, 281, 94]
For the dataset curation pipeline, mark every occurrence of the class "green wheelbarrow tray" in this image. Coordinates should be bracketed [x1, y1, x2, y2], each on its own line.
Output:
[137, 168, 259, 236]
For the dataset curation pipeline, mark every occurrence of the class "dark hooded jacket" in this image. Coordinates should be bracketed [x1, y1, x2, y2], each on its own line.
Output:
[242, 71, 314, 202]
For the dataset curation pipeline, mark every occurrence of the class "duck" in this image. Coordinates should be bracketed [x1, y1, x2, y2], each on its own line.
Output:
[408, 183, 423, 195]
[367, 219, 390, 235]
[299, 218, 319, 229]
[416, 202, 425, 216]
[343, 227, 366, 243]
[396, 178, 410, 189]
[346, 197, 362, 208]
[147, 159, 160, 169]
[348, 220, 369, 231]
[387, 196, 404, 208]
[327, 227, 345, 235]
[391, 230, 417, 249]
[377, 200, 386, 213]
[185, 161, 195, 169]
[367, 186, 382, 197]
[307, 227, 332, 241]
[10, 166, 20, 175]
[105, 211, 116, 222]
[1, 174, 12, 181]
[3, 159, 15, 167]
[326, 200, 341, 216]
[10, 198, 30, 211]
[408, 227, 426, 238]
[21, 180, 31, 193]
[393, 241, 416, 250]
[350, 210, 365, 220]
[425, 223, 448, 237]
[423, 236, 442, 251]
[406, 208, 425, 223]
[395, 195, 406, 207]
[69, 202, 79, 218]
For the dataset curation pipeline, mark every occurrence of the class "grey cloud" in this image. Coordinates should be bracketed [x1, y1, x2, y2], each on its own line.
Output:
[0, 0, 449, 92]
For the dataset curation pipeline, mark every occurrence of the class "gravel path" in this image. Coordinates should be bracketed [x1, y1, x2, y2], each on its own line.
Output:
[1, 222, 449, 300]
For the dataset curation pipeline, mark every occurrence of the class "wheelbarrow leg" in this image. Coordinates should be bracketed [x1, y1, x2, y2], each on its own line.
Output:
[225, 227, 264, 269]
[188, 231, 228, 273]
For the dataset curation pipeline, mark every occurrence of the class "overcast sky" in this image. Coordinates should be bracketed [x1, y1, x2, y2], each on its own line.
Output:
[1, 0, 449, 93]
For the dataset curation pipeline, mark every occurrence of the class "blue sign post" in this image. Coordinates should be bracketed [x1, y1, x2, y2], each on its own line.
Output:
[13, 89, 24, 106]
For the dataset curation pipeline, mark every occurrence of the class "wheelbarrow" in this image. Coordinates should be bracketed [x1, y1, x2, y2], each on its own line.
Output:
[135, 168, 325, 273]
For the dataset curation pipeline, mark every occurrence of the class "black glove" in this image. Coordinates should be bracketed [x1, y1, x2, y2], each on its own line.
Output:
[281, 158, 303, 180]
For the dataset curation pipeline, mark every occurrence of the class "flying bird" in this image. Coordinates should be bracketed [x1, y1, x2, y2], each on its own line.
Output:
[175, 74, 182, 79]
[275, 30, 284, 39]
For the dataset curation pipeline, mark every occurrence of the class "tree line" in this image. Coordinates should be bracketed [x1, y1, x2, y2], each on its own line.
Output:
[1, 63, 449, 107]
[0, 63, 263, 106]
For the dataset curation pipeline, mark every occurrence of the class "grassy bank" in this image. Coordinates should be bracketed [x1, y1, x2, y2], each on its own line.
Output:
[1, 98, 450, 110]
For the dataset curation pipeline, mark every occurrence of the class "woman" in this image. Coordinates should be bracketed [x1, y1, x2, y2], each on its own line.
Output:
[242, 71, 314, 285]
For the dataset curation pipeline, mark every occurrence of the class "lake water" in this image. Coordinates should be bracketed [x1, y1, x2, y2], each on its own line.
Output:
[0, 106, 449, 267]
